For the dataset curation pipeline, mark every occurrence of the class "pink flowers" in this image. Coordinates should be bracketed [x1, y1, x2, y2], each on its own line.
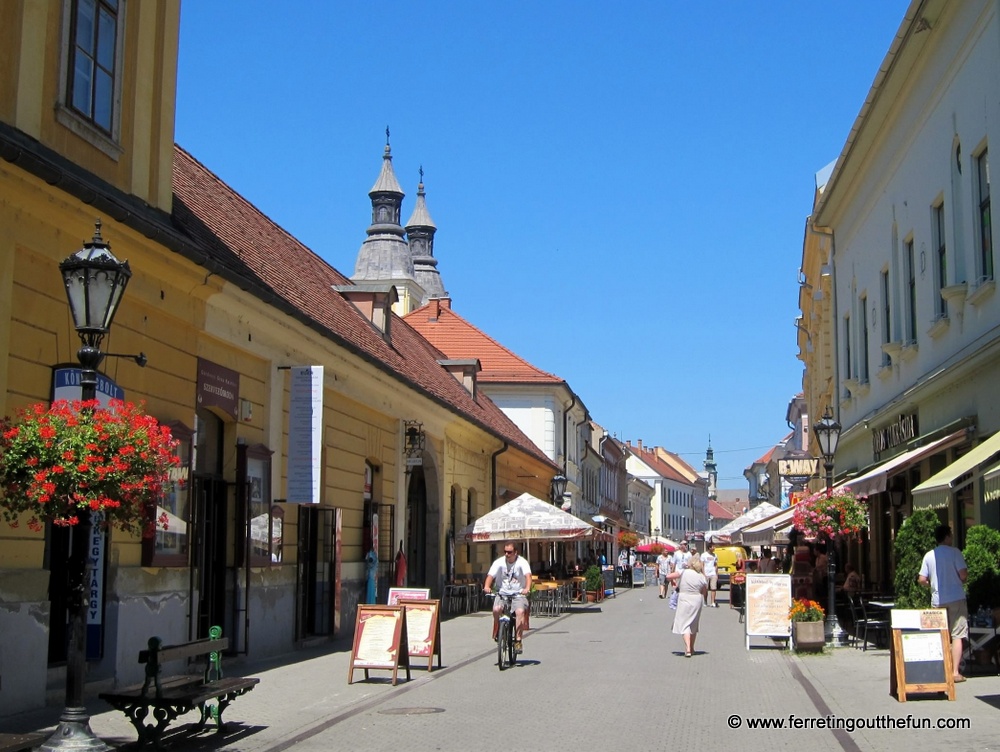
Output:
[792, 488, 868, 540]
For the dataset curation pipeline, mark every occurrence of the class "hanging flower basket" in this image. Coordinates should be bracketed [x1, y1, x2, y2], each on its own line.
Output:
[617, 530, 639, 549]
[792, 487, 868, 540]
[0, 399, 179, 537]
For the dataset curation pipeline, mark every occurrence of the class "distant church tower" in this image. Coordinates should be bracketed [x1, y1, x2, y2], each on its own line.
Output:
[352, 130, 425, 314]
[352, 130, 447, 314]
[407, 166, 447, 300]
[704, 441, 718, 500]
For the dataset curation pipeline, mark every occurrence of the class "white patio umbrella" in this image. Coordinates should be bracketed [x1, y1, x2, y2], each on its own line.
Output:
[458, 492, 610, 543]
[707, 502, 781, 544]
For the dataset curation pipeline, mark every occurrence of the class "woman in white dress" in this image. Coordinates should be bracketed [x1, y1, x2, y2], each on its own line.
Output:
[666, 556, 708, 656]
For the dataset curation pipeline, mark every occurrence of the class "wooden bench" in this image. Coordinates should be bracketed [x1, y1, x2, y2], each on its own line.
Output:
[99, 626, 259, 747]
[0, 733, 47, 752]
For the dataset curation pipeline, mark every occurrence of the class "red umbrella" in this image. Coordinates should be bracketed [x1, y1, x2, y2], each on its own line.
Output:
[634, 542, 676, 553]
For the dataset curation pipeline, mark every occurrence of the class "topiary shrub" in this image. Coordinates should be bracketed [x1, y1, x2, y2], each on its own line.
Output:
[893, 508, 939, 609]
[584, 565, 603, 592]
[963, 524, 1000, 612]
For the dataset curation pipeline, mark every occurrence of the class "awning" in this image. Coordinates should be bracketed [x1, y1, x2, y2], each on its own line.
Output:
[831, 429, 968, 497]
[738, 506, 795, 546]
[984, 463, 1000, 504]
[912, 431, 1000, 509]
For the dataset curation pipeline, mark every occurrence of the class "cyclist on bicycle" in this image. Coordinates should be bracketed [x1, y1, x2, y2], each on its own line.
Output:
[484, 542, 532, 653]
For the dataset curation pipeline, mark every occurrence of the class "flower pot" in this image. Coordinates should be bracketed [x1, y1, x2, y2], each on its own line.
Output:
[793, 620, 825, 651]
[586, 590, 598, 603]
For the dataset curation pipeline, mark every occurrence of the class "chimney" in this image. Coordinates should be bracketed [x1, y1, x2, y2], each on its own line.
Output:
[637, 439, 643, 451]
[429, 296, 452, 321]
[333, 284, 398, 340]
[437, 358, 480, 398]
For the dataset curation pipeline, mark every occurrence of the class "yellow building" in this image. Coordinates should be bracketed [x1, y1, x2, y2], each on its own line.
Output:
[0, 1, 556, 716]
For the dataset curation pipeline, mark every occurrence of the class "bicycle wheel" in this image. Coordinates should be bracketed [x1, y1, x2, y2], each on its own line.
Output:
[507, 625, 518, 667]
[497, 619, 510, 670]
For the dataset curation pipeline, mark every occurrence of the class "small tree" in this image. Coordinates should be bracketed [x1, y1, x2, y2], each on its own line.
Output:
[963, 524, 1000, 612]
[893, 508, 939, 609]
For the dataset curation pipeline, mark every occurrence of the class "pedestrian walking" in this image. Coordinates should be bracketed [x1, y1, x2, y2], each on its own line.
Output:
[667, 555, 708, 656]
[701, 542, 719, 607]
[918, 524, 969, 682]
[656, 549, 672, 599]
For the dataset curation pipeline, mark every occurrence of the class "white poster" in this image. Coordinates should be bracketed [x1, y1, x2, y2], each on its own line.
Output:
[288, 366, 323, 503]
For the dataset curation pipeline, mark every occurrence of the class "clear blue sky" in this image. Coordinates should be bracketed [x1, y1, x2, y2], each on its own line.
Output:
[175, 1, 911, 486]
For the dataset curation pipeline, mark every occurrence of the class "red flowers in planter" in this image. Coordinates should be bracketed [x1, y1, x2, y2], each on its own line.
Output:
[0, 400, 178, 537]
[792, 487, 868, 540]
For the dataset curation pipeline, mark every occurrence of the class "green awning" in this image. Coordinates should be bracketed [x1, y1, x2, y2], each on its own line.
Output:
[983, 463, 1000, 504]
[912, 431, 1000, 509]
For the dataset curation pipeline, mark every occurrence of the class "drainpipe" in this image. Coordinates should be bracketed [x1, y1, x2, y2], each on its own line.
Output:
[491, 441, 509, 510]
[562, 391, 577, 480]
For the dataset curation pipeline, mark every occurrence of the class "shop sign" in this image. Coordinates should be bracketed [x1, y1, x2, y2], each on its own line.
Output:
[872, 413, 918, 458]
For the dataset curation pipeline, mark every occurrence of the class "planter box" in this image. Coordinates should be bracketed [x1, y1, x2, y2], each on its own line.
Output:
[793, 621, 825, 651]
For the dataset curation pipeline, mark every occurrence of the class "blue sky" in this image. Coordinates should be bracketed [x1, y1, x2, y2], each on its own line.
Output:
[175, 1, 911, 486]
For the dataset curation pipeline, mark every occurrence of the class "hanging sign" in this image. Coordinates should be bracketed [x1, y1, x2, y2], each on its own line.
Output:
[196, 358, 239, 420]
[288, 365, 323, 503]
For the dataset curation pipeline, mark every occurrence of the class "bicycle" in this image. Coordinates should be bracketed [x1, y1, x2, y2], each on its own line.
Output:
[486, 592, 519, 670]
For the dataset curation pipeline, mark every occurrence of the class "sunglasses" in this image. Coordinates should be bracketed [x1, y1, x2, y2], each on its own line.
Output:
[504, 550, 516, 555]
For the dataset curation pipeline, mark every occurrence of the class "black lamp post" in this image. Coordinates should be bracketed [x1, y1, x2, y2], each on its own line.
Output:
[45, 221, 131, 752]
[550, 474, 567, 504]
[814, 405, 843, 647]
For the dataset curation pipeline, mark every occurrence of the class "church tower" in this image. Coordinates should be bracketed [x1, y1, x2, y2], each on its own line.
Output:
[704, 441, 718, 500]
[352, 130, 426, 314]
[406, 167, 447, 302]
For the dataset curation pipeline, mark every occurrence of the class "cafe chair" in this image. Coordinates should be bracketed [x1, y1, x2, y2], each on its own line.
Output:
[853, 594, 889, 651]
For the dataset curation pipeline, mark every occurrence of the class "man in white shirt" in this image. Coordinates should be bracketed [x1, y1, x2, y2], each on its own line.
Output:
[484, 542, 532, 654]
[918, 524, 969, 682]
[656, 550, 672, 599]
[669, 541, 692, 596]
[701, 542, 719, 607]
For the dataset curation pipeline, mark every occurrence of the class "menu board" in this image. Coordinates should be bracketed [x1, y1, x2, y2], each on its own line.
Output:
[347, 605, 410, 685]
[744, 574, 792, 650]
[399, 599, 442, 671]
[889, 608, 954, 702]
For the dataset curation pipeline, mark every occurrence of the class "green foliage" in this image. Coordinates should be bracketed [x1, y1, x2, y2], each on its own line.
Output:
[963, 525, 1000, 612]
[584, 565, 603, 592]
[893, 508, 938, 609]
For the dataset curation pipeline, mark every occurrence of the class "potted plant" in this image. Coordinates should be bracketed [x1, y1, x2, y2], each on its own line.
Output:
[892, 508, 938, 609]
[617, 530, 639, 550]
[789, 598, 826, 651]
[963, 524, 1000, 617]
[584, 564, 603, 602]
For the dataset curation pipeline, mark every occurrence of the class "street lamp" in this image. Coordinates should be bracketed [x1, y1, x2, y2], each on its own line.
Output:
[46, 221, 131, 752]
[550, 474, 567, 503]
[623, 507, 634, 587]
[813, 405, 843, 647]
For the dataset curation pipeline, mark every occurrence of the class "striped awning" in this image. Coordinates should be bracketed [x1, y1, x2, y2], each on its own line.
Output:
[831, 429, 967, 497]
[983, 463, 1000, 504]
[912, 431, 1000, 509]
[737, 506, 796, 546]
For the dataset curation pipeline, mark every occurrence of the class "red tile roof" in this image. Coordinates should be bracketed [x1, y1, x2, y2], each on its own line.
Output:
[404, 300, 565, 385]
[171, 146, 555, 469]
[626, 442, 691, 484]
[708, 499, 736, 520]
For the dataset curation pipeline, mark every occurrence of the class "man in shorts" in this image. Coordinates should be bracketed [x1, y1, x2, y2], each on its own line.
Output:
[918, 524, 969, 682]
[701, 542, 719, 607]
[484, 542, 532, 654]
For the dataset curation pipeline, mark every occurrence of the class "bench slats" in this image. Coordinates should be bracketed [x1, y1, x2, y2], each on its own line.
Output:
[139, 637, 228, 664]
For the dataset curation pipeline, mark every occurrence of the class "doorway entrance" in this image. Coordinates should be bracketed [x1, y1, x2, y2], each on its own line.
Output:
[296, 506, 338, 639]
[406, 467, 428, 587]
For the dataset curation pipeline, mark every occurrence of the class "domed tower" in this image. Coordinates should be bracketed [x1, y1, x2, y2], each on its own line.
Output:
[704, 441, 718, 500]
[406, 167, 447, 302]
[352, 129, 425, 314]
